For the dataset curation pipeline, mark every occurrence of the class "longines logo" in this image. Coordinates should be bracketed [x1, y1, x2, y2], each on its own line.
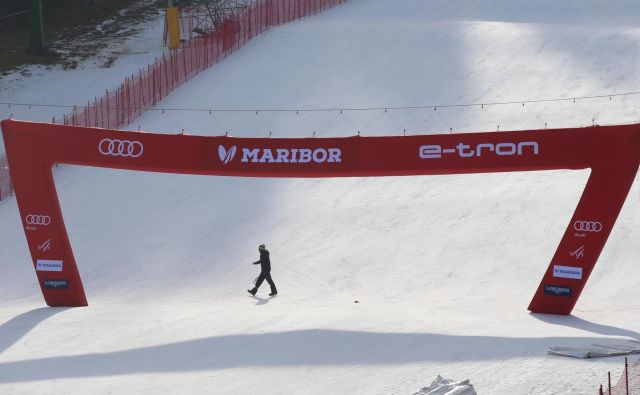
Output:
[43, 279, 68, 290]
[218, 145, 342, 164]
[544, 284, 572, 297]
[419, 141, 539, 159]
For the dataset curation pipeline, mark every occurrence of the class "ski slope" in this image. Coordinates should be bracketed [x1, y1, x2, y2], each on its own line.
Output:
[1, 1, 640, 393]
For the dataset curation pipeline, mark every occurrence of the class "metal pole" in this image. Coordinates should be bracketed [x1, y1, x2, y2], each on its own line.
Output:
[609, 371, 612, 395]
[625, 357, 629, 395]
[28, 0, 45, 54]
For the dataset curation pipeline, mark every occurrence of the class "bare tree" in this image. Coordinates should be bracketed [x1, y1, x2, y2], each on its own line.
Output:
[178, 0, 250, 36]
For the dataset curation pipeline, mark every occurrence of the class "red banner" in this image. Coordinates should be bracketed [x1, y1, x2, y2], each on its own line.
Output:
[2, 119, 639, 314]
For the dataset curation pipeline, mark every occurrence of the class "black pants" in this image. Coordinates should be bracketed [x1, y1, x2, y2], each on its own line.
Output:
[254, 271, 277, 293]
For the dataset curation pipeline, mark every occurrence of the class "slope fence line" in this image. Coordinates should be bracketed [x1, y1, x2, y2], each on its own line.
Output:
[0, 0, 344, 200]
[600, 357, 640, 395]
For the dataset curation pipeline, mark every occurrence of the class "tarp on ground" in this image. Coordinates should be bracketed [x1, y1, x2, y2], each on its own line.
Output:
[548, 340, 640, 358]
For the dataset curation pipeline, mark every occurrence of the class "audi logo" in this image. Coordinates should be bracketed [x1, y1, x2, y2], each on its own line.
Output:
[25, 215, 51, 226]
[574, 221, 603, 232]
[99, 138, 144, 158]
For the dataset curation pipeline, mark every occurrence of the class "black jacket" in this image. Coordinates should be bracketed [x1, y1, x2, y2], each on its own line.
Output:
[254, 249, 271, 272]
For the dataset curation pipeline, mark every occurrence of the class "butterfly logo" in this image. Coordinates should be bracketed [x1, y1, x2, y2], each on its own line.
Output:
[218, 145, 237, 165]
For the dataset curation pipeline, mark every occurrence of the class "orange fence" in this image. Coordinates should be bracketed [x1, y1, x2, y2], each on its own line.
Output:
[0, 0, 344, 201]
[60, 0, 343, 129]
[600, 357, 640, 395]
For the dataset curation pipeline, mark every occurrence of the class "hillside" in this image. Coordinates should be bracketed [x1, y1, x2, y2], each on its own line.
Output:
[1, 1, 640, 393]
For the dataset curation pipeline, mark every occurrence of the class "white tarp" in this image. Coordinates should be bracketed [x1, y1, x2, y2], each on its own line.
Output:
[548, 340, 640, 359]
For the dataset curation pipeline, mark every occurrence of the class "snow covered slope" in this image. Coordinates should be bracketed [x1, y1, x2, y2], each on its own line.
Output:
[1, 1, 640, 394]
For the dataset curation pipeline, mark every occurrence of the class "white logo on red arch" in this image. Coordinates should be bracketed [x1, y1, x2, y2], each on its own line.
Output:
[419, 141, 539, 159]
[36, 259, 63, 272]
[553, 265, 583, 280]
[570, 245, 585, 260]
[99, 138, 144, 158]
[573, 221, 602, 232]
[218, 145, 237, 164]
[217, 145, 342, 164]
[26, 215, 51, 226]
[38, 239, 52, 253]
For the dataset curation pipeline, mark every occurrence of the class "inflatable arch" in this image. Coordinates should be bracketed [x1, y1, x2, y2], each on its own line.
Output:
[2, 119, 639, 314]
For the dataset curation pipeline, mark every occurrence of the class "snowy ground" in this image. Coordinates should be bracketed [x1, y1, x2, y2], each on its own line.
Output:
[1, 1, 640, 394]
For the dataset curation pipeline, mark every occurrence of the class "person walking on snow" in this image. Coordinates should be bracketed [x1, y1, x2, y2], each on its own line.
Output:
[248, 244, 278, 296]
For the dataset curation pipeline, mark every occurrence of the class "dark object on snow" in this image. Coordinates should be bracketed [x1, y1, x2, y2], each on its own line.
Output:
[247, 244, 277, 296]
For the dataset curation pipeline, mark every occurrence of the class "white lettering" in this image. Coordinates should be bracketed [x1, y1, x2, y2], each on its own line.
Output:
[238, 147, 342, 164]
[312, 148, 328, 163]
[476, 143, 494, 156]
[298, 149, 312, 163]
[327, 148, 341, 163]
[276, 149, 289, 163]
[456, 143, 474, 158]
[518, 141, 539, 155]
[259, 149, 275, 163]
[290, 148, 299, 163]
[419, 141, 539, 159]
[242, 148, 260, 162]
[496, 143, 516, 156]
[419, 145, 442, 159]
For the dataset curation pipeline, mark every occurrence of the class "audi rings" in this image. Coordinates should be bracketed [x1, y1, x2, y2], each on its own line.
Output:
[25, 215, 51, 226]
[99, 138, 144, 158]
[574, 221, 602, 232]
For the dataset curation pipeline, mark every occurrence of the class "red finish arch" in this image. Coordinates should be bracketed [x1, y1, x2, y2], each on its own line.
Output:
[2, 119, 639, 314]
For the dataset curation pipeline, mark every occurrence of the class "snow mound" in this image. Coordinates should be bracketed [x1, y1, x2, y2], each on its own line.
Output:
[412, 375, 477, 395]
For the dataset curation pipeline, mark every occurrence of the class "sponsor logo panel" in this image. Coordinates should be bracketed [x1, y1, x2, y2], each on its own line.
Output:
[573, 220, 603, 238]
[218, 145, 342, 165]
[98, 138, 144, 158]
[418, 141, 539, 159]
[553, 265, 583, 280]
[544, 284, 572, 297]
[25, 214, 51, 230]
[573, 221, 602, 233]
[43, 279, 68, 290]
[36, 259, 63, 272]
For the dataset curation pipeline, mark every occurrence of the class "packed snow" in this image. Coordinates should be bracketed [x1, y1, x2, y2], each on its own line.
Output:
[1, 1, 640, 394]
